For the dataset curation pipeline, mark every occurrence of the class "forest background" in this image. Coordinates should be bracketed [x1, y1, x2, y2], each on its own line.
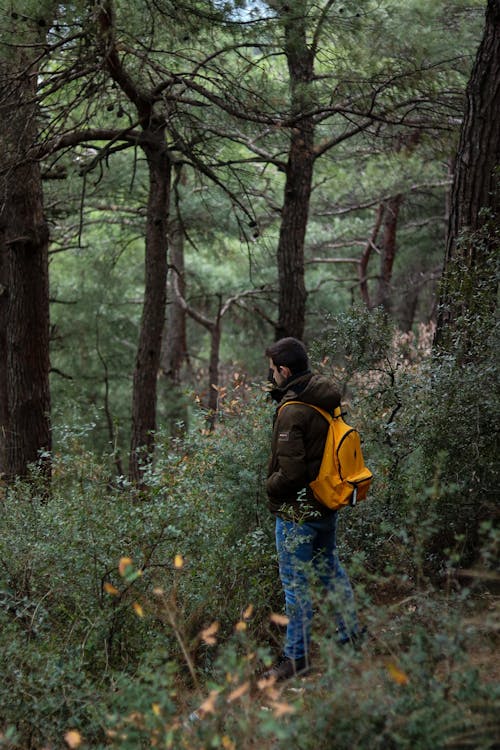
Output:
[0, 1, 498, 748]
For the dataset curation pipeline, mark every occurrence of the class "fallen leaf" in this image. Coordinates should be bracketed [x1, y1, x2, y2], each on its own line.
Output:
[271, 701, 296, 717]
[104, 582, 119, 596]
[243, 604, 254, 620]
[222, 735, 236, 750]
[133, 602, 144, 618]
[152, 703, 161, 716]
[270, 613, 289, 626]
[64, 730, 82, 749]
[174, 554, 184, 569]
[199, 689, 219, 715]
[257, 676, 278, 695]
[201, 621, 219, 646]
[119, 557, 133, 576]
[386, 662, 409, 686]
[227, 681, 250, 703]
[235, 620, 247, 632]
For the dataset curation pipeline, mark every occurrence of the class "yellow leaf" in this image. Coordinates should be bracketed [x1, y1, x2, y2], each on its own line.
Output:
[133, 602, 144, 618]
[271, 701, 296, 718]
[119, 557, 133, 576]
[235, 620, 247, 632]
[227, 681, 250, 703]
[174, 554, 184, 569]
[104, 582, 119, 596]
[270, 613, 289, 626]
[64, 730, 82, 749]
[199, 689, 219, 715]
[257, 675, 275, 689]
[222, 735, 236, 750]
[152, 703, 161, 716]
[257, 678, 280, 699]
[201, 621, 219, 646]
[386, 662, 409, 686]
[243, 604, 254, 620]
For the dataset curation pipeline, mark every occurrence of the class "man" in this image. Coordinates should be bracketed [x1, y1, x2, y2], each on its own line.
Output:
[264, 336, 362, 681]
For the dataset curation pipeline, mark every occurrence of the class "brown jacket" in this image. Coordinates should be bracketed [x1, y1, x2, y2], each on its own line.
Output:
[266, 372, 341, 518]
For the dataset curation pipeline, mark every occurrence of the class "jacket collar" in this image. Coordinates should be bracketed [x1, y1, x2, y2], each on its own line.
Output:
[269, 370, 312, 403]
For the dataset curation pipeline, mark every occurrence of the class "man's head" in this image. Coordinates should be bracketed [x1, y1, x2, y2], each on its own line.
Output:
[266, 337, 309, 386]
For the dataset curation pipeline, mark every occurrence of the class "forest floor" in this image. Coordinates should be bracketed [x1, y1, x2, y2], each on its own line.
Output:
[186, 584, 500, 748]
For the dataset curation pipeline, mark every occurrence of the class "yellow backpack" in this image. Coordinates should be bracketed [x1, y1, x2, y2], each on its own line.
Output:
[280, 401, 373, 510]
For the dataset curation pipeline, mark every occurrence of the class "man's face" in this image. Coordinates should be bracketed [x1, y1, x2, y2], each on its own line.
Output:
[269, 359, 289, 387]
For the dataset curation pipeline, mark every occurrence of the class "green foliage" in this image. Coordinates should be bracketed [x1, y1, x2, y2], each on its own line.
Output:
[2, 2, 497, 744]
[312, 301, 498, 573]
[37, 0, 486, 452]
[0, 396, 277, 746]
[1, 357, 499, 748]
[436, 218, 500, 358]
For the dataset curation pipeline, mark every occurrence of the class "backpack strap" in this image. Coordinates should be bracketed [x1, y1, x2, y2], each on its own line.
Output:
[279, 400, 342, 421]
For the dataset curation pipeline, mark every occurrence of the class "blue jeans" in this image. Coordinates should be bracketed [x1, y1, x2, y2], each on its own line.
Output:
[275, 514, 359, 661]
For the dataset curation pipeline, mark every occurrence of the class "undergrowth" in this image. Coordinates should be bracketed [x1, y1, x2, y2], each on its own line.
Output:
[0, 308, 498, 749]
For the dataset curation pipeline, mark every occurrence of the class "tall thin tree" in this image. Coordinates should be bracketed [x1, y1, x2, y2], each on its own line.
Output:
[95, 0, 172, 483]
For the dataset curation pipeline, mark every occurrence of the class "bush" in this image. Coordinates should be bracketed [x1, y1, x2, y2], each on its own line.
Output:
[313, 305, 498, 575]
[1, 342, 498, 748]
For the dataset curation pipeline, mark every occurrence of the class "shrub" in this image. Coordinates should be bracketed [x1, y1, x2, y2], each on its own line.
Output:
[313, 305, 498, 575]
[1, 338, 498, 748]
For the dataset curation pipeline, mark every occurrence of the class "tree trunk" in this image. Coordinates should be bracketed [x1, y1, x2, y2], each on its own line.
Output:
[160, 215, 189, 437]
[0, 226, 9, 473]
[161, 219, 187, 386]
[95, 1, 172, 483]
[206, 308, 222, 432]
[375, 195, 403, 312]
[435, 0, 500, 348]
[275, 3, 314, 340]
[276, 128, 313, 340]
[398, 282, 420, 333]
[129, 137, 171, 483]
[359, 204, 384, 308]
[0, 49, 51, 483]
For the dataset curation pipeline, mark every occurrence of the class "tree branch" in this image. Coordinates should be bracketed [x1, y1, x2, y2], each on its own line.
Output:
[311, 0, 336, 56]
[32, 127, 143, 160]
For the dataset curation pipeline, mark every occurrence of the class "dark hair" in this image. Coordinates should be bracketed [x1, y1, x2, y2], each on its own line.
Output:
[265, 337, 309, 374]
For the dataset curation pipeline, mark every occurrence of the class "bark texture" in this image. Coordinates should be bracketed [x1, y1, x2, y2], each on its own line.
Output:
[128, 137, 170, 483]
[435, 0, 500, 346]
[375, 195, 403, 312]
[445, 0, 500, 255]
[0, 49, 51, 482]
[161, 217, 187, 386]
[275, 3, 314, 340]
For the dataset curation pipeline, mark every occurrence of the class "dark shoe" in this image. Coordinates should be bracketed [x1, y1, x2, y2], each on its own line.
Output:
[261, 654, 312, 682]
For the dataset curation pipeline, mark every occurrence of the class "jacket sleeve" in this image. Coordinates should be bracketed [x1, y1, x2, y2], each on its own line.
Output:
[266, 409, 308, 498]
